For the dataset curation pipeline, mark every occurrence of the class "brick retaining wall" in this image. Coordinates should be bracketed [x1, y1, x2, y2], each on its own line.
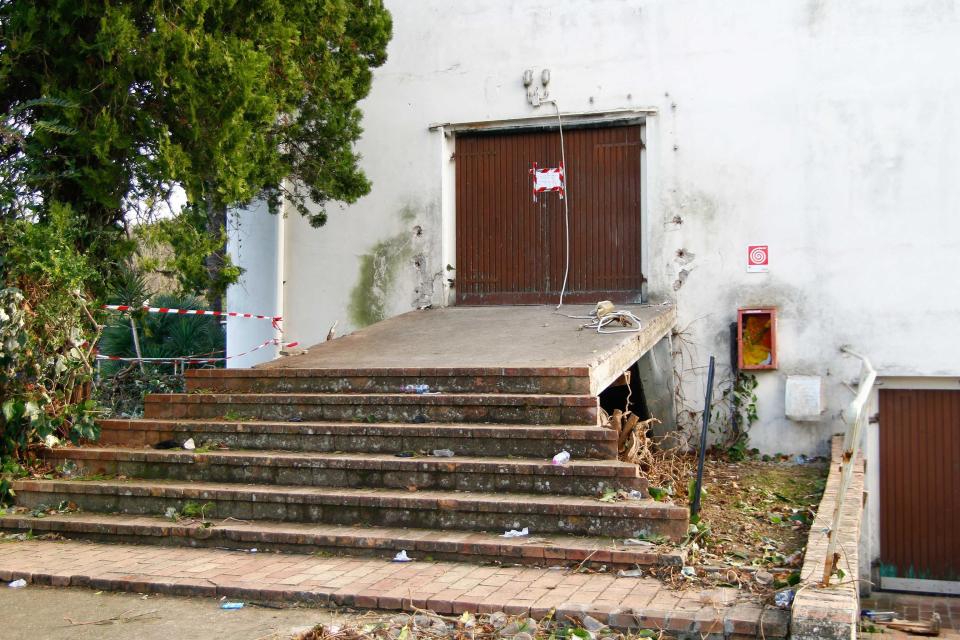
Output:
[790, 435, 865, 640]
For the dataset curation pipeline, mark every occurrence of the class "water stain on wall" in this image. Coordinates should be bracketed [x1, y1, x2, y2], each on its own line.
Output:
[805, 0, 827, 31]
[347, 230, 413, 328]
[348, 202, 436, 328]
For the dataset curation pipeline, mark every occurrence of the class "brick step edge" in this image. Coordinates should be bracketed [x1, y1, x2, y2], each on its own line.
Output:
[0, 514, 684, 568]
[186, 369, 592, 395]
[144, 394, 599, 425]
[188, 366, 592, 379]
[45, 448, 645, 496]
[0, 557, 788, 637]
[149, 393, 599, 407]
[45, 447, 640, 478]
[95, 420, 618, 458]
[12, 480, 689, 539]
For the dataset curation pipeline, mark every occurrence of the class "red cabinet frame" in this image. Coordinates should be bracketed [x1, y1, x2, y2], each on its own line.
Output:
[737, 307, 778, 371]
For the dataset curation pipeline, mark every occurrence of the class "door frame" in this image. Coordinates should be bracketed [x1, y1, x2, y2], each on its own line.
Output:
[863, 376, 960, 594]
[431, 108, 655, 306]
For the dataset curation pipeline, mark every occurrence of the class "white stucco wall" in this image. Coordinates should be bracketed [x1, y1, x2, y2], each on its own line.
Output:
[225, 200, 283, 368]
[229, 0, 960, 456]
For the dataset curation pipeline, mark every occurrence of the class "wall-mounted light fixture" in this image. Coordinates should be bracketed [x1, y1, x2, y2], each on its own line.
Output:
[523, 68, 551, 107]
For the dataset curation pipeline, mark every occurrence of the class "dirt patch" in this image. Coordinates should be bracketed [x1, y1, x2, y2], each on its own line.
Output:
[698, 458, 827, 567]
[641, 454, 827, 597]
[297, 610, 678, 640]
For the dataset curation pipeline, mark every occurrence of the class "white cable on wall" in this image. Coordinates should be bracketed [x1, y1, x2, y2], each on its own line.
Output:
[546, 100, 571, 309]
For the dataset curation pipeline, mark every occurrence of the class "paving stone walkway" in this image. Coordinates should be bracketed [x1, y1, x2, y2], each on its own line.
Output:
[0, 539, 787, 638]
[862, 592, 960, 632]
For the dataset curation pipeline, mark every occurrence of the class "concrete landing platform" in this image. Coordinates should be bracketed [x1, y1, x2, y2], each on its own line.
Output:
[264, 304, 675, 395]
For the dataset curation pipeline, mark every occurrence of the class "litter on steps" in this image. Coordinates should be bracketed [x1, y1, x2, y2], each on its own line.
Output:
[501, 528, 529, 538]
[153, 438, 196, 450]
[393, 550, 413, 562]
[775, 589, 795, 608]
[402, 384, 431, 394]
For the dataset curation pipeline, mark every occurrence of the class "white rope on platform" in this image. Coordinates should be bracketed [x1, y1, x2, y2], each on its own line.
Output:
[558, 305, 644, 334]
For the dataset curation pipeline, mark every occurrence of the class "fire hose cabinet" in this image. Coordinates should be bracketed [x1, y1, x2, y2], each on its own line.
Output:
[737, 307, 778, 370]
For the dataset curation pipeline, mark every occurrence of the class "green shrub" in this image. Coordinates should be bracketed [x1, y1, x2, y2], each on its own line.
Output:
[0, 205, 101, 501]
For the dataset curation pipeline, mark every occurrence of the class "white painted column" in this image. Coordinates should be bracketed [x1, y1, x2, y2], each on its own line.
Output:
[225, 199, 282, 368]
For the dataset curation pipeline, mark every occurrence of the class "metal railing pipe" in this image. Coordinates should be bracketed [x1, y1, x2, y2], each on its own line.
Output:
[821, 346, 877, 586]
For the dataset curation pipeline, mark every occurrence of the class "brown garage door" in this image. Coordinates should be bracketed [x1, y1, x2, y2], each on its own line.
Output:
[455, 124, 644, 305]
[879, 389, 960, 582]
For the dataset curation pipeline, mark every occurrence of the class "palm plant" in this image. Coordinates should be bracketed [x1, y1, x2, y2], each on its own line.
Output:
[99, 269, 225, 373]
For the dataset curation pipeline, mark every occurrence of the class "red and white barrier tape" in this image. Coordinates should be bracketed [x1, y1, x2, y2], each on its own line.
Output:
[95, 338, 299, 364]
[98, 304, 295, 363]
[102, 304, 282, 326]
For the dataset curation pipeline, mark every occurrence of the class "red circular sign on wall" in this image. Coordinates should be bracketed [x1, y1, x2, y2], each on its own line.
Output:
[747, 245, 769, 272]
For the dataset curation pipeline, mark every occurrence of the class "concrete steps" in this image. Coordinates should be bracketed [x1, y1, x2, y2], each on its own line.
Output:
[12, 479, 688, 539]
[0, 513, 685, 568]
[96, 419, 618, 458]
[4, 358, 693, 594]
[43, 447, 645, 496]
[186, 367, 593, 395]
[144, 392, 600, 425]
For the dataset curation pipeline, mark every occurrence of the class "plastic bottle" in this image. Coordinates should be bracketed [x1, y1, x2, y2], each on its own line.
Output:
[551, 451, 570, 466]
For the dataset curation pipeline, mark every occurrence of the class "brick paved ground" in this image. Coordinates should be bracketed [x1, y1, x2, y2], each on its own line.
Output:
[0, 539, 787, 638]
[863, 592, 960, 631]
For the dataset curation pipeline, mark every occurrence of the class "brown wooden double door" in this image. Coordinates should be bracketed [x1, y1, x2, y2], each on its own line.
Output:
[879, 389, 960, 582]
[455, 124, 644, 305]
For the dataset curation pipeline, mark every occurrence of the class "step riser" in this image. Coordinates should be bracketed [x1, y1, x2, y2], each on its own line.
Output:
[186, 375, 591, 395]
[13, 490, 686, 539]
[54, 458, 643, 496]
[0, 520, 681, 569]
[144, 401, 599, 425]
[97, 425, 618, 458]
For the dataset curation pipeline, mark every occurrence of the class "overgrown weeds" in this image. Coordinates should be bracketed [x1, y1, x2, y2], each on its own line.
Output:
[0, 206, 102, 503]
[94, 368, 184, 418]
[675, 455, 827, 595]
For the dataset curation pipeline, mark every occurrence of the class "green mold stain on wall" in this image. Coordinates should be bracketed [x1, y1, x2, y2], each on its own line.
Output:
[398, 203, 417, 223]
[348, 231, 413, 328]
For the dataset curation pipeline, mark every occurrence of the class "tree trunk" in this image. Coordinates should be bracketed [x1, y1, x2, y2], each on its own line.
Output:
[128, 317, 145, 373]
[204, 192, 228, 312]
